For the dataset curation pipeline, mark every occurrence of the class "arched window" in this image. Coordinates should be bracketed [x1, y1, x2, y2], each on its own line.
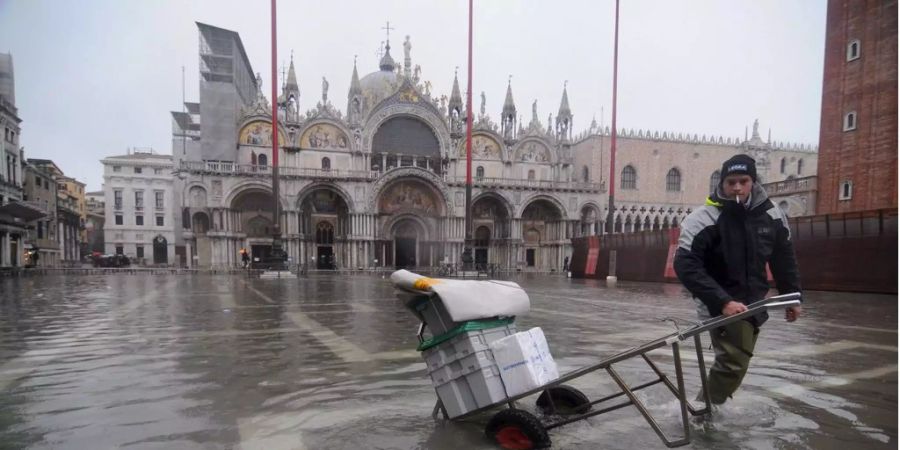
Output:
[847, 39, 861, 61]
[666, 168, 681, 192]
[476, 166, 484, 179]
[527, 169, 536, 181]
[582, 166, 589, 183]
[257, 154, 268, 167]
[797, 158, 804, 175]
[709, 170, 721, 194]
[621, 165, 636, 190]
[315, 222, 335, 244]
[780, 158, 786, 174]
[321, 157, 331, 170]
[844, 111, 857, 131]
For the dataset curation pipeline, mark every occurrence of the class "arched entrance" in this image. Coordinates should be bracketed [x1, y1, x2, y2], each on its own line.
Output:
[471, 194, 512, 268]
[232, 189, 278, 264]
[376, 177, 444, 268]
[152, 235, 168, 264]
[191, 212, 211, 267]
[298, 187, 350, 270]
[474, 226, 491, 268]
[521, 198, 564, 270]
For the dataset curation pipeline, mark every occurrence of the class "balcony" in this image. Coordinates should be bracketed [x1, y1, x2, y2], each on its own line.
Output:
[447, 176, 604, 193]
[179, 161, 377, 181]
[763, 176, 817, 196]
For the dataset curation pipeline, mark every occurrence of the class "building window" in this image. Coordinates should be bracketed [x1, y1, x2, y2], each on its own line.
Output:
[797, 159, 804, 175]
[666, 168, 681, 192]
[115, 245, 124, 255]
[780, 158, 786, 174]
[112, 166, 121, 172]
[115, 214, 123, 225]
[156, 216, 164, 226]
[322, 157, 331, 170]
[847, 39, 860, 61]
[135, 190, 144, 210]
[621, 165, 637, 190]
[37, 221, 44, 239]
[582, 166, 589, 183]
[154, 168, 163, 175]
[136, 215, 144, 226]
[114, 190, 123, 209]
[134, 167, 142, 174]
[839, 180, 853, 200]
[258, 154, 268, 166]
[136, 246, 144, 258]
[709, 170, 721, 194]
[527, 169, 536, 181]
[155, 191, 164, 209]
[476, 166, 484, 179]
[844, 111, 857, 131]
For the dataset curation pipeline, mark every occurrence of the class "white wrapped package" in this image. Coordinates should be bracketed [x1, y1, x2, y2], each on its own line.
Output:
[528, 327, 559, 381]
[490, 327, 559, 397]
[391, 269, 530, 322]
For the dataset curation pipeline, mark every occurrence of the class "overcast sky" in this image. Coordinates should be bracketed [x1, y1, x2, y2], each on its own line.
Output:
[1, 0, 826, 191]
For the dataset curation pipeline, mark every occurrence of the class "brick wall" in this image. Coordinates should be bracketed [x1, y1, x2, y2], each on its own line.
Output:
[817, 0, 898, 214]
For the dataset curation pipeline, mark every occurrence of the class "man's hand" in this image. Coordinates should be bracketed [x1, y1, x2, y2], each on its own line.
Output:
[785, 305, 802, 322]
[721, 300, 748, 316]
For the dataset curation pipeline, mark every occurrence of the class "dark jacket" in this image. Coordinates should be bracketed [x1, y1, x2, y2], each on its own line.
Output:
[674, 183, 801, 326]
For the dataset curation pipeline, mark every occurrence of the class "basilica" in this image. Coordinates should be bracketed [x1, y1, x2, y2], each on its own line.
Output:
[167, 23, 816, 271]
[170, 23, 599, 271]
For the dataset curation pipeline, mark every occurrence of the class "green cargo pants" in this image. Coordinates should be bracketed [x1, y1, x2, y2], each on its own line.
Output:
[705, 319, 759, 405]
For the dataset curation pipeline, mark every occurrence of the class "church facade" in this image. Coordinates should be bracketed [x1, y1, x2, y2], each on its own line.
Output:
[172, 23, 598, 271]
[168, 23, 817, 270]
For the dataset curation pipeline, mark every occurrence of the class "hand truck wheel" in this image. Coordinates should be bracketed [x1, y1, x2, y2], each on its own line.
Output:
[485, 409, 551, 449]
[536, 385, 591, 415]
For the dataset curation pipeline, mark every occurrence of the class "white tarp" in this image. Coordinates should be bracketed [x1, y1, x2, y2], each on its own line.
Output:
[391, 269, 530, 322]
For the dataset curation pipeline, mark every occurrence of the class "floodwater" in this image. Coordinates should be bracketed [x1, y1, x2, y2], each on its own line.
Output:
[0, 273, 896, 449]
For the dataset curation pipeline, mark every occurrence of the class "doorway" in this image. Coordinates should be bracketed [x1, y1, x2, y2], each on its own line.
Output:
[475, 248, 488, 267]
[251, 244, 272, 263]
[153, 236, 168, 264]
[526, 248, 536, 267]
[395, 237, 416, 268]
[317, 246, 334, 269]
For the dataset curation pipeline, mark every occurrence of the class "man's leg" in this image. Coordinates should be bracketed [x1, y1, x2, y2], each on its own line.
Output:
[705, 320, 759, 404]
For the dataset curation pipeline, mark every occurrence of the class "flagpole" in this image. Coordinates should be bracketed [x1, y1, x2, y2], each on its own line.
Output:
[605, 0, 620, 235]
[269, 0, 285, 269]
[461, 0, 475, 271]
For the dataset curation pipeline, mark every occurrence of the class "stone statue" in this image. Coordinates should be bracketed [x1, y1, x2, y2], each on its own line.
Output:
[322, 77, 329, 102]
[413, 65, 421, 83]
[404, 35, 411, 61]
[532, 100, 538, 123]
[480, 92, 486, 117]
[752, 118, 759, 137]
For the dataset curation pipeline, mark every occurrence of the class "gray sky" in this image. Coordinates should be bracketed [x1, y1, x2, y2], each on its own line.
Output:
[0, 0, 826, 191]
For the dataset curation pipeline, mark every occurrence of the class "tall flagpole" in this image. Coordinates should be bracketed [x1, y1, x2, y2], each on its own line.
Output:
[269, 0, 285, 268]
[461, 0, 475, 271]
[605, 0, 620, 235]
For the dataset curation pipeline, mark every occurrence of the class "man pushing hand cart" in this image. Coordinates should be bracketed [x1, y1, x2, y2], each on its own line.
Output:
[393, 269, 801, 449]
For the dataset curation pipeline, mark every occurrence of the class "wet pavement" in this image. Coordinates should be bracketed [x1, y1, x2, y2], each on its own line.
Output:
[0, 273, 896, 449]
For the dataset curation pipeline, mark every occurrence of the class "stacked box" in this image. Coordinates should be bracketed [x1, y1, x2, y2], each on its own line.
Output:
[421, 323, 517, 418]
[489, 327, 560, 398]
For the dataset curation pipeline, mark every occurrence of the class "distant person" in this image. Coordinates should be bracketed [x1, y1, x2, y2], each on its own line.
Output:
[674, 154, 802, 406]
[563, 256, 569, 272]
[240, 248, 250, 268]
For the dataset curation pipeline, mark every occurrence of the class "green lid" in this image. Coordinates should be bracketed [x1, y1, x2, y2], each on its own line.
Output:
[417, 317, 515, 352]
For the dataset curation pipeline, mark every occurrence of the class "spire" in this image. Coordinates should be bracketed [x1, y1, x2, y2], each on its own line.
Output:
[502, 76, 516, 117]
[557, 81, 571, 118]
[285, 52, 299, 92]
[349, 55, 361, 97]
[449, 68, 462, 112]
[501, 76, 517, 142]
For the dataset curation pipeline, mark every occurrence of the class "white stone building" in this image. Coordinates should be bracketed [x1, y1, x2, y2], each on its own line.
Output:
[102, 151, 177, 265]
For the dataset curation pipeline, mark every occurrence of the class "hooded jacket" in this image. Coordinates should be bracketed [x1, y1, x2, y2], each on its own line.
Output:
[674, 182, 801, 326]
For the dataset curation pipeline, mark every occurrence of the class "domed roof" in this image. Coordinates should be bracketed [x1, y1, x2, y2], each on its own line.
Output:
[359, 68, 401, 111]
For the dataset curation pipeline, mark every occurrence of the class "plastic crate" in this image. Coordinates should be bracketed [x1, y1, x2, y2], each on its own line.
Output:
[421, 323, 517, 372]
[434, 363, 508, 419]
[412, 295, 459, 335]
